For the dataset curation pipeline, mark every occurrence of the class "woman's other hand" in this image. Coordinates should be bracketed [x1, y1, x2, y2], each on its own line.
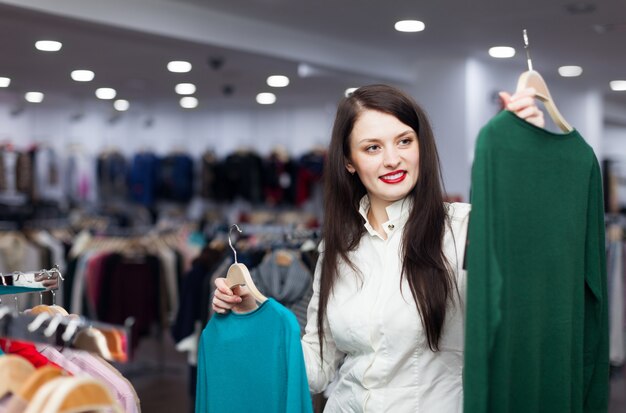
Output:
[212, 277, 258, 314]
[499, 87, 545, 129]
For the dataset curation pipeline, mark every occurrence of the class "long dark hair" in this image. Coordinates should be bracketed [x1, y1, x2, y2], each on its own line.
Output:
[318, 84, 455, 360]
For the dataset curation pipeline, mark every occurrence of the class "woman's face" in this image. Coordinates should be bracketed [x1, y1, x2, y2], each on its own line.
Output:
[345, 109, 420, 210]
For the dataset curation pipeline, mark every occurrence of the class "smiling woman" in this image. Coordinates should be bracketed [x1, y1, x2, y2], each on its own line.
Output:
[345, 109, 420, 235]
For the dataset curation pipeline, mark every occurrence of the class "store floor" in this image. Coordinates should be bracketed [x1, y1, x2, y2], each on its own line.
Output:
[119, 332, 193, 413]
[119, 333, 625, 413]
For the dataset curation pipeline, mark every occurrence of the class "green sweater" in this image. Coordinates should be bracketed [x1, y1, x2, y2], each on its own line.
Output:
[464, 111, 609, 413]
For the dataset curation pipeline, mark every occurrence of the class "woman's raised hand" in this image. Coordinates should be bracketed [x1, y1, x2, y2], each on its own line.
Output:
[212, 277, 259, 314]
[499, 87, 545, 129]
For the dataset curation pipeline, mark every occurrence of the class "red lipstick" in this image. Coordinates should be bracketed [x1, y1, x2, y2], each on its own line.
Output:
[379, 170, 407, 184]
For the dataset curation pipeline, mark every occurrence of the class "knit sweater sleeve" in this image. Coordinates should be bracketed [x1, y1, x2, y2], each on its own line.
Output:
[463, 122, 502, 413]
[582, 157, 609, 412]
[284, 311, 314, 413]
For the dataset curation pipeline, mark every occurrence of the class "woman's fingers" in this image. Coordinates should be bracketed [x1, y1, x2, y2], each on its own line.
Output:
[500, 87, 545, 128]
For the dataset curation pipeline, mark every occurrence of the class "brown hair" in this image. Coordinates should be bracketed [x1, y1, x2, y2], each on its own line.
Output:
[318, 84, 455, 360]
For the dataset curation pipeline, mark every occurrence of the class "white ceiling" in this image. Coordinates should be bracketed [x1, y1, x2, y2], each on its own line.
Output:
[0, 0, 625, 109]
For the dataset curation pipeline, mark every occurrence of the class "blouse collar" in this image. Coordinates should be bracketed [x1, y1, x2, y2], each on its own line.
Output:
[358, 195, 413, 239]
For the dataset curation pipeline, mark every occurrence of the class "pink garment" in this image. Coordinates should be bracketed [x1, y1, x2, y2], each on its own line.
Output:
[35, 344, 81, 375]
[61, 348, 140, 413]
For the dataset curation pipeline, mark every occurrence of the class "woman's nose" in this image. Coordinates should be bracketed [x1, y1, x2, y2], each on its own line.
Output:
[383, 148, 400, 168]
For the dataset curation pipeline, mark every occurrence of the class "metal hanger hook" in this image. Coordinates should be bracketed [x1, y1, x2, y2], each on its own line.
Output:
[228, 224, 243, 264]
[522, 28, 533, 71]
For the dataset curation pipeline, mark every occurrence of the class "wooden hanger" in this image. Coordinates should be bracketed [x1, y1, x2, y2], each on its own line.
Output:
[224, 225, 267, 303]
[516, 30, 573, 133]
[16, 365, 65, 401]
[24, 377, 123, 413]
[0, 354, 36, 398]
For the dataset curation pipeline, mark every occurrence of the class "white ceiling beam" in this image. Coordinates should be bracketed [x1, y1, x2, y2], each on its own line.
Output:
[0, 0, 416, 84]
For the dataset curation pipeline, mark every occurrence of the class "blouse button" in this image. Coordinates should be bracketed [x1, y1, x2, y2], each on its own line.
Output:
[388, 224, 395, 230]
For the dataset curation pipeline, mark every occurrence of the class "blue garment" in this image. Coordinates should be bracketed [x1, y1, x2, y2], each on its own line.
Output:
[0, 286, 45, 295]
[128, 152, 160, 206]
[196, 298, 312, 413]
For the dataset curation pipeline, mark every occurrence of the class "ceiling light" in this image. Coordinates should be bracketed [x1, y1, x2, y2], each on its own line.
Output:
[558, 66, 583, 77]
[180, 96, 198, 109]
[345, 88, 358, 97]
[0, 77, 10, 88]
[114, 99, 129, 111]
[167, 61, 192, 73]
[25, 92, 44, 103]
[35, 40, 62, 52]
[394, 20, 425, 33]
[610, 80, 626, 91]
[267, 75, 290, 87]
[95, 88, 116, 100]
[175, 83, 196, 95]
[71, 70, 95, 82]
[256, 92, 276, 105]
[488, 46, 516, 58]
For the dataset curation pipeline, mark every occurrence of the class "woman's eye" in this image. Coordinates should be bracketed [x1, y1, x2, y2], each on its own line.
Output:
[399, 138, 413, 145]
[365, 145, 379, 152]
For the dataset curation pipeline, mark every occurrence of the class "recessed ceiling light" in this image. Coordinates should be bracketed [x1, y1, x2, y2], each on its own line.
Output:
[25, 92, 44, 103]
[180, 96, 198, 109]
[558, 66, 583, 77]
[488, 46, 516, 58]
[95, 88, 116, 100]
[394, 20, 425, 33]
[610, 80, 626, 91]
[114, 99, 129, 111]
[175, 83, 196, 95]
[35, 40, 62, 52]
[267, 75, 290, 87]
[71, 70, 95, 82]
[256, 92, 276, 105]
[0, 77, 10, 88]
[345, 88, 358, 97]
[168, 61, 192, 73]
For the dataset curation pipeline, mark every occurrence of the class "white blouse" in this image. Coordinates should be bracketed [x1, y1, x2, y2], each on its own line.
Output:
[302, 196, 471, 412]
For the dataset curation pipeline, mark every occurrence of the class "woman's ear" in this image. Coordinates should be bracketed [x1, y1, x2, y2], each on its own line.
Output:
[345, 159, 356, 174]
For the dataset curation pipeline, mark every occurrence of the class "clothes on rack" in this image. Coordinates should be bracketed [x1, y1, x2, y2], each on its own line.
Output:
[0, 303, 139, 412]
[0, 352, 137, 412]
[195, 298, 312, 413]
[464, 110, 609, 412]
[63, 230, 188, 352]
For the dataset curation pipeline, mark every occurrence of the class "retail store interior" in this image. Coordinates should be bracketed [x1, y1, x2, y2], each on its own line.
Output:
[0, 0, 624, 411]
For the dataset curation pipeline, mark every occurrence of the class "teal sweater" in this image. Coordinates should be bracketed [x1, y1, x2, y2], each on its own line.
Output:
[465, 111, 609, 413]
[196, 298, 313, 413]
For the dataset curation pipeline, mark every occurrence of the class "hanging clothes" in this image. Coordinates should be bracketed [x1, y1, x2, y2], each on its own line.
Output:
[195, 298, 312, 413]
[464, 110, 609, 412]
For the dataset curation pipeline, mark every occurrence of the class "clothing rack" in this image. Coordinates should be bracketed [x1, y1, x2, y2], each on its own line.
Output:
[237, 223, 320, 247]
[0, 305, 134, 362]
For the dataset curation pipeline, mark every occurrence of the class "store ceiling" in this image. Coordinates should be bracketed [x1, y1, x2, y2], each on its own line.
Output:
[0, 0, 625, 109]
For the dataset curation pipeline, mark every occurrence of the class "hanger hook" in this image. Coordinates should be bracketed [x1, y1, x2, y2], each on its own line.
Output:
[28, 312, 51, 332]
[522, 28, 533, 71]
[228, 224, 242, 264]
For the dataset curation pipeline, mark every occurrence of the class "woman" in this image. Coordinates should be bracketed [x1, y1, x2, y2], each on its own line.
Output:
[212, 84, 544, 412]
